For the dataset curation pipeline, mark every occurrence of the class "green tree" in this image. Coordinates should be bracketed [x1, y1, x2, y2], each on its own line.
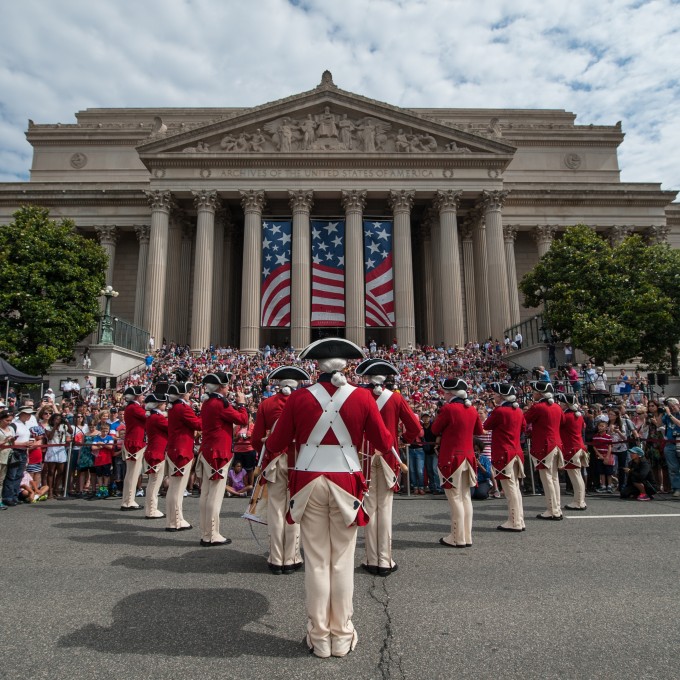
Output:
[0, 206, 108, 375]
[519, 225, 680, 372]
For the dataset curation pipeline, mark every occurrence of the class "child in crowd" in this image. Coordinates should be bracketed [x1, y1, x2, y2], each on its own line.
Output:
[19, 470, 49, 503]
[592, 419, 615, 493]
[226, 461, 253, 497]
[91, 423, 115, 499]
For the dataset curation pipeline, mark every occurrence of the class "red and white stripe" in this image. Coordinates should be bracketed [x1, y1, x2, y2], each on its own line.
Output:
[311, 263, 345, 326]
[261, 264, 291, 327]
[365, 253, 395, 327]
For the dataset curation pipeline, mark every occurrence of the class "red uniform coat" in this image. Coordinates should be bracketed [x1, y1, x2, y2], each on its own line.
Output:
[265, 379, 394, 526]
[123, 401, 147, 453]
[431, 399, 483, 488]
[200, 394, 248, 478]
[524, 400, 564, 462]
[483, 404, 526, 479]
[252, 392, 294, 470]
[144, 411, 168, 471]
[167, 400, 202, 475]
[364, 387, 423, 491]
[560, 410, 585, 468]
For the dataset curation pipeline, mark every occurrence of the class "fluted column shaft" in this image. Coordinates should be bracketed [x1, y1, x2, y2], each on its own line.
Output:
[389, 190, 416, 348]
[211, 210, 228, 346]
[163, 215, 183, 342]
[421, 222, 436, 345]
[190, 190, 220, 352]
[429, 211, 443, 345]
[240, 190, 266, 354]
[133, 225, 150, 327]
[289, 190, 314, 350]
[461, 224, 477, 342]
[95, 225, 117, 287]
[482, 190, 510, 339]
[435, 190, 465, 347]
[143, 191, 174, 342]
[342, 190, 366, 347]
[177, 224, 193, 345]
[221, 223, 234, 346]
[503, 225, 521, 326]
[472, 212, 491, 341]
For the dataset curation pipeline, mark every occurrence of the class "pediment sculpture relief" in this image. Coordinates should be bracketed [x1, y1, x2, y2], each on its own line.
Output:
[179, 106, 474, 154]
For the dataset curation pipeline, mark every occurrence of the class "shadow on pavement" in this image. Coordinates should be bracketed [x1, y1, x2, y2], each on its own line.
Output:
[112, 548, 269, 575]
[59, 587, 305, 658]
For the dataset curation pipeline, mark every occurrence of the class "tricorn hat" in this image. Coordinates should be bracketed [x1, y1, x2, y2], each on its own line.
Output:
[441, 378, 468, 392]
[144, 393, 167, 404]
[123, 386, 144, 397]
[356, 358, 399, 377]
[298, 337, 365, 360]
[557, 393, 579, 406]
[490, 382, 517, 398]
[167, 381, 194, 395]
[175, 368, 192, 382]
[530, 381, 554, 394]
[267, 366, 310, 382]
[202, 372, 231, 386]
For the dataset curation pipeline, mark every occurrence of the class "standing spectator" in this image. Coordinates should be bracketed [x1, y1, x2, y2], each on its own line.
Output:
[2, 406, 35, 507]
[233, 414, 256, 487]
[91, 424, 115, 498]
[661, 398, 680, 499]
[44, 413, 72, 498]
[422, 413, 441, 494]
[593, 420, 615, 493]
[0, 410, 16, 510]
[514, 331, 523, 350]
[564, 343, 573, 364]
[408, 427, 425, 495]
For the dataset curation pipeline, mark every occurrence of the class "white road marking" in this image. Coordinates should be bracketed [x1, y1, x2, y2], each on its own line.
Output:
[566, 514, 680, 519]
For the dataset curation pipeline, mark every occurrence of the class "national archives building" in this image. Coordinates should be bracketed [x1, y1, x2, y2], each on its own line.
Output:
[1, 71, 678, 354]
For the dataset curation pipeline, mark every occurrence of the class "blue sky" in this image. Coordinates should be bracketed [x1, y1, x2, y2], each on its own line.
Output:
[0, 0, 679, 192]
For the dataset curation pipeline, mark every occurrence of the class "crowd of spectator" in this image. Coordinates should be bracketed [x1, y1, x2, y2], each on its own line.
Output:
[1, 340, 679, 510]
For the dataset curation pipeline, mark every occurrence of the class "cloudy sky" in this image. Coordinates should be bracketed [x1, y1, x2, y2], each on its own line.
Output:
[1, 0, 679, 193]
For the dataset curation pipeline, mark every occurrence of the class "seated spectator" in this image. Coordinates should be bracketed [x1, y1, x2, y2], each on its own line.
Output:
[226, 461, 253, 497]
[19, 470, 49, 503]
[620, 447, 655, 501]
[471, 444, 492, 500]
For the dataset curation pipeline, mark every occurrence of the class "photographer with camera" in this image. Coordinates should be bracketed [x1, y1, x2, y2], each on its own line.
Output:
[620, 447, 655, 501]
[661, 398, 680, 499]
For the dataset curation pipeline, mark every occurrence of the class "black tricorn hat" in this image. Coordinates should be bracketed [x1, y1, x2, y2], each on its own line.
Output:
[441, 378, 468, 391]
[175, 368, 192, 382]
[202, 372, 231, 386]
[167, 381, 194, 395]
[267, 366, 310, 382]
[530, 381, 554, 393]
[145, 393, 167, 404]
[355, 359, 399, 377]
[490, 382, 517, 397]
[123, 386, 144, 397]
[557, 393, 579, 406]
[298, 337, 365, 360]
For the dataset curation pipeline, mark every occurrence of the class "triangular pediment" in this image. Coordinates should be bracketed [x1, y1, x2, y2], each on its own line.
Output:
[137, 72, 515, 159]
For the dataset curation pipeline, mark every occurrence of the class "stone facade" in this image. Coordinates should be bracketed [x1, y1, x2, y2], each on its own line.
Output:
[1, 71, 677, 352]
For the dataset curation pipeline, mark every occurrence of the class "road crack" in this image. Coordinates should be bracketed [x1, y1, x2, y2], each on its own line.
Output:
[369, 576, 405, 680]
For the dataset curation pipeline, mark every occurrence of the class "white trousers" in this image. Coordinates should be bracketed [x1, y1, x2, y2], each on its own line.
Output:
[144, 463, 166, 518]
[538, 455, 562, 517]
[499, 460, 525, 530]
[165, 463, 192, 529]
[267, 473, 302, 566]
[443, 470, 473, 546]
[300, 477, 359, 658]
[121, 456, 143, 508]
[363, 456, 394, 568]
[199, 467, 228, 543]
[566, 468, 587, 508]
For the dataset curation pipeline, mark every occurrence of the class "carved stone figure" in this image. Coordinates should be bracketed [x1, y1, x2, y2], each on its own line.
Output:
[250, 129, 266, 152]
[317, 107, 338, 138]
[487, 117, 503, 137]
[445, 141, 471, 153]
[279, 119, 294, 152]
[196, 141, 211, 153]
[358, 119, 376, 152]
[419, 134, 438, 152]
[301, 114, 317, 150]
[395, 129, 409, 153]
[338, 114, 354, 149]
[220, 134, 237, 151]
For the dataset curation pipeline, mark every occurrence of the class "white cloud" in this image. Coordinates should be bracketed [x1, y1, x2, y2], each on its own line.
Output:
[0, 0, 678, 193]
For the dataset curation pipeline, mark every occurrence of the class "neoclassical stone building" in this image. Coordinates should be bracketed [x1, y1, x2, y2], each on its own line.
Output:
[1, 71, 678, 354]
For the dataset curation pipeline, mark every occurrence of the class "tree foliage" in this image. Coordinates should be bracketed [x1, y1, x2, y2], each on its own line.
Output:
[519, 225, 680, 370]
[0, 206, 108, 375]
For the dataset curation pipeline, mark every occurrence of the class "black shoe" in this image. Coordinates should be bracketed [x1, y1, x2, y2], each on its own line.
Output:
[178, 524, 193, 531]
[377, 564, 398, 576]
[200, 538, 231, 547]
[268, 563, 283, 575]
[361, 563, 379, 575]
[497, 525, 523, 532]
[4, 500, 18, 507]
[145, 513, 166, 519]
[282, 564, 296, 574]
[120, 505, 142, 511]
[536, 513, 563, 521]
[292, 561, 303, 571]
[564, 504, 587, 511]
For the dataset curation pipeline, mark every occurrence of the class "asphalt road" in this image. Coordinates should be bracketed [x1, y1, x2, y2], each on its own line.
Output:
[1, 491, 679, 680]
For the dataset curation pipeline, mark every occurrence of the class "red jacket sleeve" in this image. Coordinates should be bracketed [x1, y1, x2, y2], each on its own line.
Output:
[251, 403, 267, 454]
[181, 407, 203, 431]
[264, 393, 298, 454]
[364, 396, 396, 453]
[221, 404, 248, 428]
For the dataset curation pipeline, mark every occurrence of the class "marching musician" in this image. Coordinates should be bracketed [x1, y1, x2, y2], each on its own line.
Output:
[120, 386, 146, 511]
[165, 372, 200, 532]
[431, 378, 483, 548]
[484, 383, 527, 532]
[525, 381, 565, 520]
[355, 358, 421, 576]
[198, 372, 248, 547]
[252, 366, 310, 575]
[143, 388, 168, 519]
[557, 393, 588, 511]
[264, 338, 393, 659]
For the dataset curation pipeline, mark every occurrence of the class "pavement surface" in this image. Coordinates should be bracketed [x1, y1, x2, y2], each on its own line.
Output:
[1, 490, 679, 680]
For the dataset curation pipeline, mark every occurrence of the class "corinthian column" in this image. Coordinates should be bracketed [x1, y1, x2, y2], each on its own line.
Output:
[420, 215, 436, 345]
[289, 190, 314, 350]
[190, 190, 220, 352]
[482, 190, 510, 339]
[163, 212, 183, 343]
[143, 190, 175, 342]
[341, 189, 367, 347]
[471, 208, 490, 341]
[460, 219, 477, 342]
[503, 224, 521, 326]
[534, 224, 557, 258]
[434, 190, 464, 347]
[240, 190, 266, 354]
[133, 224, 150, 327]
[221, 220, 234, 346]
[211, 208, 230, 346]
[388, 190, 416, 348]
[95, 225, 117, 287]
[428, 209, 443, 345]
[177, 222, 193, 345]
[609, 225, 634, 247]
[646, 225, 670, 244]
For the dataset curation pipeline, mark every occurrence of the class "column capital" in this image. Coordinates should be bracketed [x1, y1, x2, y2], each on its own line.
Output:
[434, 189, 462, 213]
[288, 189, 314, 213]
[646, 225, 670, 244]
[239, 189, 266, 214]
[144, 189, 175, 213]
[534, 224, 558, 246]
[341, 189, 367, 213]
[610, 225, 635, 246]
[192, 189, 220, 213]
[95, 224, 117, 246]
[481, 189, 508, 212]
[503, 224, 519, 243]
[388, 189, 415, 214]
[133, 224, 150, 244]
[460, 215, 475, 241]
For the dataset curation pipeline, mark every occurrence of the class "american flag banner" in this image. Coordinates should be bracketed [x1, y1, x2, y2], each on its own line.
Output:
[311, 219, 346, 326]
[260, 220, 292, 327]
[364, 220, 395, 327]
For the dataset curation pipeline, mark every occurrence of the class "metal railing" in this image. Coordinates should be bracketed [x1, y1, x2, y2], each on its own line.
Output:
[97, 317, 149, 355]
[505, 314, 548, 350]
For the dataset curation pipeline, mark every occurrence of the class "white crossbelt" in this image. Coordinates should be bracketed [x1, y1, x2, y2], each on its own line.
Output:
[375, 388, 392, 411]
[295, 383, 361, 473]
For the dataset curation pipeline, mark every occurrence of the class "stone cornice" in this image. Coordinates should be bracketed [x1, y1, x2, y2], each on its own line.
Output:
[0, 186, 149, 208]
[504, 186, 677, 208]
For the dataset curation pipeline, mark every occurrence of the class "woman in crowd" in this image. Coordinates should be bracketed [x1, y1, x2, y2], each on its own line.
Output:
[645, 400, 668, 493]
[72, 412, 93, 497]
[233, 412, 256, 487]
[44, 412, 72, 498]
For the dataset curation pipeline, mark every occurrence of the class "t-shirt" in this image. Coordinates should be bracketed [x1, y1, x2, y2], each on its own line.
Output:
[228, 467, 247, 491]
[92, 435, 115, 466]
[592, 432, 614, 465]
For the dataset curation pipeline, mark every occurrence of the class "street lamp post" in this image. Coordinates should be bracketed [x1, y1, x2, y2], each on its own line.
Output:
[100, 285, 119, 345]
